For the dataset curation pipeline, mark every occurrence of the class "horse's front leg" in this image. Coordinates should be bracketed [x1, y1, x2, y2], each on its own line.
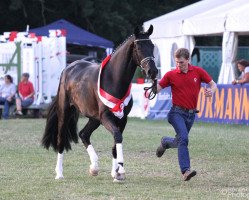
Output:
[102, 112, 126, 182]
[111, 143, 125, 182]
[111, 116, 127, 179]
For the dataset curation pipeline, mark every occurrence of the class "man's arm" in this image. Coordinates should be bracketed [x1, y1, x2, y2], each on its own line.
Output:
[157, 84, 163, 94]
[205, 80, 217, 97]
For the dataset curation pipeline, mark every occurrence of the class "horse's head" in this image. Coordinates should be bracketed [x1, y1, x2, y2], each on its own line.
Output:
[133, 25, 158, 80]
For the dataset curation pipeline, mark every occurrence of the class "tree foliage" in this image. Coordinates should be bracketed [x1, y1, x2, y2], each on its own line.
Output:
[0, 0, 199, 45]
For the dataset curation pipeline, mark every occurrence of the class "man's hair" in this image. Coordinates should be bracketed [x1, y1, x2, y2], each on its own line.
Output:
[174, 48, 190, 60]
[237, 59, 249, 67]
[22, 73, 30, 78]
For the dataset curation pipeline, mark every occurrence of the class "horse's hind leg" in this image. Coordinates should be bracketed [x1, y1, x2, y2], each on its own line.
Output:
[55, 152, 64, 179]
[54, 105, 68, 180]
[55, 77, 77, 179]
[79, 118, 100, 176]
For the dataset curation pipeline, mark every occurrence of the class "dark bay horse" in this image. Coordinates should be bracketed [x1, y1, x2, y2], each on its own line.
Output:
[42, 25, 158, 182]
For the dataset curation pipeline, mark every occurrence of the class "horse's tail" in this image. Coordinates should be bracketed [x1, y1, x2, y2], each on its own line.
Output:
[41, 72, 79, 152]
[41, 97, 59, 151]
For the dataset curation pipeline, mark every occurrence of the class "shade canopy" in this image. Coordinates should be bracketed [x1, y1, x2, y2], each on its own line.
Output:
[29, 19, 114, 48]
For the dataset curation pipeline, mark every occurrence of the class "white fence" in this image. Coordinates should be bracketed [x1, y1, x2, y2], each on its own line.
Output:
[0, 30, 66, 105]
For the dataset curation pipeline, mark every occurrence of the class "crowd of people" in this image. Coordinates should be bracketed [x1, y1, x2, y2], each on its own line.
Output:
[0, 73, 35, 119]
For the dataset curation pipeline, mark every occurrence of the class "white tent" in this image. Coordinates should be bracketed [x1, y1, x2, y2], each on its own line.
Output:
[226, 3, 249, 32]
[144, 0, 235, 76]
[182, 0, 249, 35]
[144, 0, 249, 83]
[182, 0, 249, 83]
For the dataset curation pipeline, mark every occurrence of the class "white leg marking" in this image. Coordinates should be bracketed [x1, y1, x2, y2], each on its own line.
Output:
[87, 145, 99, 176]
[55, 153, 64, 179]
[113, 143, 125, 182]
[116, 143, 124, 164]
[111, 158, 118, 178]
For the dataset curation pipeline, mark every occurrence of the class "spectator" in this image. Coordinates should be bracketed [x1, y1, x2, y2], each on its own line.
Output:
[232, 59, 249, 84]
[0, 75, 16, 119]
[15, 73, 35, 115]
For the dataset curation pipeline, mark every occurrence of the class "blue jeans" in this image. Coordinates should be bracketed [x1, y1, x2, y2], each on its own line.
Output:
[20, 97, 34, 108]
[0, 97, 14, 119]
[162, 106, 195, 173]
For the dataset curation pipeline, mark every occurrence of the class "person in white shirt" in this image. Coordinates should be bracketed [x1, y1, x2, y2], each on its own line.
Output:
[0, 75, 16, 119]
[232, 59, 249, 84]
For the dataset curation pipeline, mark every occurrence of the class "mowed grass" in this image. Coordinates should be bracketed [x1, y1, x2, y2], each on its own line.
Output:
[0, 118, 249, 200]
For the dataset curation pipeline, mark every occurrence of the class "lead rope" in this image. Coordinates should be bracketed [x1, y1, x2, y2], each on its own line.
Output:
[144, 79, 157, 100]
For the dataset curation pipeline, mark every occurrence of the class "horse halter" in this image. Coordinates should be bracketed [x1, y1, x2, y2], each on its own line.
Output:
[134, 38, 155, 70]
[134, 38, 158, 100]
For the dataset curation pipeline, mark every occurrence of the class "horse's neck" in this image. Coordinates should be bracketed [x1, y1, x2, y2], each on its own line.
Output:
[112, 44, 136, 83]
[101, 40, 136, 98]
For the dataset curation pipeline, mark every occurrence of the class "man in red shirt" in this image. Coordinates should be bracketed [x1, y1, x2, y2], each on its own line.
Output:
[156, 48, 217, 181]
[15, 73, 35, 115]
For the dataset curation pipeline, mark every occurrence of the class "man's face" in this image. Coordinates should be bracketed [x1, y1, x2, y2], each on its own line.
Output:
[175, 57, 189, 72]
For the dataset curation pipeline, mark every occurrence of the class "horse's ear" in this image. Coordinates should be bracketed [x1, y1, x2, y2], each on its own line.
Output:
[146, 25, 153, 36]
[134, 26, 140, 37]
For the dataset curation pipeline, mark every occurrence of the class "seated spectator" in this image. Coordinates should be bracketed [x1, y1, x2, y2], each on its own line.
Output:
[0, 75, 16, 119]
[15, 73, 35, 115]
[232, 59, 249, 84]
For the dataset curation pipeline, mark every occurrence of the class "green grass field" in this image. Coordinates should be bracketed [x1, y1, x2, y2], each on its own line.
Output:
[0, 118, 249, 200]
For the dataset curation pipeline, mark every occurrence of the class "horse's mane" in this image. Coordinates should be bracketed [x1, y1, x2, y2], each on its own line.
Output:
[111, 35, 135, 56]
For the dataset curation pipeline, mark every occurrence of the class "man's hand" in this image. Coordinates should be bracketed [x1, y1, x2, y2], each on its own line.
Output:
[205, 80, 217, 98]
[204, 88, 212, 97]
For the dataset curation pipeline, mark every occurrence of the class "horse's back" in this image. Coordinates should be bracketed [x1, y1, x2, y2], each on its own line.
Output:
[62, 60, 100, 116]
[64, 60, 99, 84]
[66, 60, 99, 76]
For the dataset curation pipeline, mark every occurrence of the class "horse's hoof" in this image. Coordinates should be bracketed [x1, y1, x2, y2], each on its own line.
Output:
[55, 175, 64, 179]
[113, 173, 125, 183]
[111, 170, 116, 178]
[89, 168, 99, 176]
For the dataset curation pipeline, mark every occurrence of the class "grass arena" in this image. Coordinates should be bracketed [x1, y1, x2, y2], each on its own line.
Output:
[1, 118, 248, 199]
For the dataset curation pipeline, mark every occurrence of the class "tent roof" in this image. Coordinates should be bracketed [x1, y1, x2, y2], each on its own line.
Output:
[182, 0, 249, 35]
[225, 2, 249, 33]
[29, 19, 114, 48]
[144, 0, 241, 38]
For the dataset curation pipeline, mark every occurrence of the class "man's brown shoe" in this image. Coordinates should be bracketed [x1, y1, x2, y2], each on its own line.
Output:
[156, 137, 166, 157]
[182, 170, 197, 181]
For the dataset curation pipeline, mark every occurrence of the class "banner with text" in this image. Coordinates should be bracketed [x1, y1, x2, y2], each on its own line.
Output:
[196, 84, 249, 125]
[147, 84, 249, 125]
[147, 87, 172, 120]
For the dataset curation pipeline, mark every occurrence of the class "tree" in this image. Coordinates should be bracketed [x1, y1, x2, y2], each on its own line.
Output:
[0, 0, 200, 46]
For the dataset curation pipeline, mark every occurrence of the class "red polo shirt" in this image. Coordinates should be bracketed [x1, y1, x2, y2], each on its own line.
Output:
[18, 81, 35, 99]
[159, 64, 212, 109]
